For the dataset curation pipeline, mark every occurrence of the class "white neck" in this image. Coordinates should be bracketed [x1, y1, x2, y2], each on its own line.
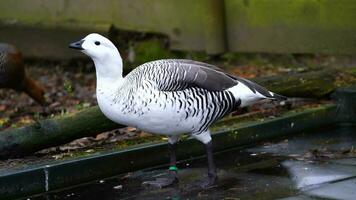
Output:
[92, 50, 124, 88]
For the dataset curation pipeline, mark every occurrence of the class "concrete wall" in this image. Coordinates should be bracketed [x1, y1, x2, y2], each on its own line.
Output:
[225, 0, 356, 54]
[0, 0, 355, 58]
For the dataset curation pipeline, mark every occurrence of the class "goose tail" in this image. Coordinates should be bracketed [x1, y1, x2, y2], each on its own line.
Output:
[268, 92, 287, 101]
[227, 78, 287, 107]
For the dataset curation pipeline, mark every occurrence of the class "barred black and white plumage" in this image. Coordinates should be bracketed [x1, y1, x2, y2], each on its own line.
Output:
[110, 59, 242, 135]
[69, 33, 287, 188]
[103, 58, 285, 136]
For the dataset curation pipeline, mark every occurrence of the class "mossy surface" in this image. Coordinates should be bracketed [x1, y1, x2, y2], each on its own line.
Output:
[225, 0, 356, 54]
[1, 0, 356, 54]
[131, 39, 172, 66]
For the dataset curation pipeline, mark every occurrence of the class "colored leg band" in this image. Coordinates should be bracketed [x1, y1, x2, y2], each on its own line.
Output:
[169, 166, 178, 171]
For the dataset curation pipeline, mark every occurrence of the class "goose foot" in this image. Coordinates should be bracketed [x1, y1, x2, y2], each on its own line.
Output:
[186, 173, 217, 190]
[196, 175, 217, 189]
[142, 173, 178, 188]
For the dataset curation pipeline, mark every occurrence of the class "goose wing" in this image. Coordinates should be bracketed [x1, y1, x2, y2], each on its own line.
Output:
[136, 59, 283, 99]
[141, 59, 237, 91]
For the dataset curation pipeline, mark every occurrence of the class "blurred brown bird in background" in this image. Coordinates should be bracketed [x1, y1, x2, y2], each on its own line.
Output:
[0, 43, 46, 105]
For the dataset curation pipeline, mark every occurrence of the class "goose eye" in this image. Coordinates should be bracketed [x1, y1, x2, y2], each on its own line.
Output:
[95, 41, 100, 46]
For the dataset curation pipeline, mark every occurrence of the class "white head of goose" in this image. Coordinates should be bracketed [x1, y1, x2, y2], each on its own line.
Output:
[69, 33, 286, 189]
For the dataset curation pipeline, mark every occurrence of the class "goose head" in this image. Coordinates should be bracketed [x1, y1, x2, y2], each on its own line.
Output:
[69, 33, 123, 79]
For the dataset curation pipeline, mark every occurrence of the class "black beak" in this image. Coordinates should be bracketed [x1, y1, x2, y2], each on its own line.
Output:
[69, 40, 84, 50]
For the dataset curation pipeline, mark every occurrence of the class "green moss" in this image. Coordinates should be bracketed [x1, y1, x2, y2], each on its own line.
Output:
[133, 39, 172, 65]
[115, 135, 162, 149]
[226, 0, 356, 28]
[225, 0, 356, 54]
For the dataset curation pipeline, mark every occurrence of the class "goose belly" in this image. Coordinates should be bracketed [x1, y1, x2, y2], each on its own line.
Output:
[136, 107, 196, 135]
[97, 87, 235, 136]
[98, 98, 196, 136]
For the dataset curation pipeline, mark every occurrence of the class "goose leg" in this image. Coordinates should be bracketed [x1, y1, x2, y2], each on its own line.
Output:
[192, 130, 217, 189]
[143, 136, 179, 188]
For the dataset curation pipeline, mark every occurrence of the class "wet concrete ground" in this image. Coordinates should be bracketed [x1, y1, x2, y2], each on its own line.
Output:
[28, 125, 356, 200]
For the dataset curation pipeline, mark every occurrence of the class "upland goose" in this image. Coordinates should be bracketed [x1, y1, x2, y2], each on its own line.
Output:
[0, 43, 45, 105]
[69, 33, 286, 188]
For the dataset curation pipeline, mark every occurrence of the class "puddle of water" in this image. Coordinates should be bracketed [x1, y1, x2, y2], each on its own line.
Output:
[27, 126, 356, 200]
[306, 178, 356, 200]
[282, 160, 356, 189]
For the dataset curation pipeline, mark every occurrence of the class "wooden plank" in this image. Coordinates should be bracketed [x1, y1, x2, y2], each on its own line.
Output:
[0, 106, 123, 159]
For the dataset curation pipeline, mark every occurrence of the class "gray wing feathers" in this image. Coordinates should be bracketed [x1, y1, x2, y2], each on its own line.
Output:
[132, 59, 286, 101]
[172, 59, 224, 72]
[151, 59, 237, 91]
[181, 59, 285, 100]
[135, 59, 286, 100]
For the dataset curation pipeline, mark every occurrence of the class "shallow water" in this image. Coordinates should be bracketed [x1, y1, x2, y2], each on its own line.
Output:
[28, 126, 356, 200]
